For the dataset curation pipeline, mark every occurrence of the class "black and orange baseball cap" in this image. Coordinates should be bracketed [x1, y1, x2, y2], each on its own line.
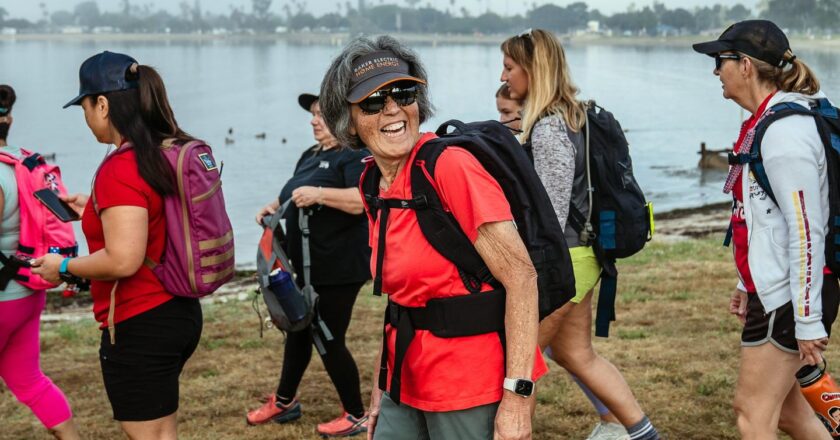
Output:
[692, 20, 791, 68]
[346, 50, 425, 104]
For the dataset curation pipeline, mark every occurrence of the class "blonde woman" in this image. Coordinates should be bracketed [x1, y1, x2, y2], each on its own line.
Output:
[694, 20, 837, 439]
[500, 29, 659, 440]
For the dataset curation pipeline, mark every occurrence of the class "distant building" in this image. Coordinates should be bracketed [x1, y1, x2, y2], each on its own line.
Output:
[274, 25, 288, 33]
[587, 20, 600, 33]
[0, 28, 17, 35]
[60, 26, 84, 34]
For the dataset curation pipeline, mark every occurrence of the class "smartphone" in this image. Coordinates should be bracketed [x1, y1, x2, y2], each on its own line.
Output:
[34, 189, 80, 222]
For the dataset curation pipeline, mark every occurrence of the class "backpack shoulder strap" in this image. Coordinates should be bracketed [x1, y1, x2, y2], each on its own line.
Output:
[730, 102, 815, 206]
[410, 138, 495, 292]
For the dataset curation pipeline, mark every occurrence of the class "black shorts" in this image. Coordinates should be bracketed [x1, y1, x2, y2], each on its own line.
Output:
[742, 274, 840, 352]
[99, 296, 203, 421]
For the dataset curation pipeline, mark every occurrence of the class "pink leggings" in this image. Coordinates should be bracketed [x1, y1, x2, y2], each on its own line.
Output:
[0, 290, 72, 429]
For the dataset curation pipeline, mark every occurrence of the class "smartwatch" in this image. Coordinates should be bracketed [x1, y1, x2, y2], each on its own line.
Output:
[503, 377, 535, 398]
[58, 257, 76, 284]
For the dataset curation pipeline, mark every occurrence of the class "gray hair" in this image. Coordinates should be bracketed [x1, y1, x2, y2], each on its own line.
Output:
[319, 35, 434, 149]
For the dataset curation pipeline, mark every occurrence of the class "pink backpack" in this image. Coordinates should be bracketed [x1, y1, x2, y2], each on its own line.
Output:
[151, 139, 235, 297]
[95, 139, 234, 298]
[0, 149, 77, 291]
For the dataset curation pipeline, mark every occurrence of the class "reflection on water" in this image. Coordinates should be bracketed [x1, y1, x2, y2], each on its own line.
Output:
[2, 39, 838, 267]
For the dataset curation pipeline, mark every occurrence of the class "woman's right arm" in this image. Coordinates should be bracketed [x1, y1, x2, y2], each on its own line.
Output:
[367, 339, 384, 440]
[530, 116, 576, 232]
[32, 205, 149, 282]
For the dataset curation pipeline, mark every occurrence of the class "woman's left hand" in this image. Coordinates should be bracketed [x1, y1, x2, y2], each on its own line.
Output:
[291, 186, 323, 208]
[30, 253, 66, 284]
[798, 337, 829, 366]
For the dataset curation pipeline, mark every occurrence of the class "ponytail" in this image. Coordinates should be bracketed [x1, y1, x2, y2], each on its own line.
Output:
[0, 85, 16, 140]
[778, 51, 820, 95]
[751, 50, 820, 96]
[101, 64, 191, 196]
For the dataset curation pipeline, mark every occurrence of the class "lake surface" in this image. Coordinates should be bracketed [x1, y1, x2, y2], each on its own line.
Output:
[3, 38, 840, 267]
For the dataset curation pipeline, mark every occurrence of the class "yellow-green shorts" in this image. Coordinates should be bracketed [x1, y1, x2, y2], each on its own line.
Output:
[570, 246, 601, 304]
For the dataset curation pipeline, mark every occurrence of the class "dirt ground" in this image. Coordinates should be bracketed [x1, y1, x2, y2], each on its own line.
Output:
[1, 205, 821, 439]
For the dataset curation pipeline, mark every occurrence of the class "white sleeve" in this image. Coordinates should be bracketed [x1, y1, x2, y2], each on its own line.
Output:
[762, 116, 828, 340]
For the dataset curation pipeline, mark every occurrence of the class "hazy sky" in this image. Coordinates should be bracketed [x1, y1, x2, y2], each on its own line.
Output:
[6, 0, 761, 21]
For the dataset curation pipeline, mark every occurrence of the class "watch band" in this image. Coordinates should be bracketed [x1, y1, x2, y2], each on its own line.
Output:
[503, 377, 535, 397]
[59, 257, 72, 274]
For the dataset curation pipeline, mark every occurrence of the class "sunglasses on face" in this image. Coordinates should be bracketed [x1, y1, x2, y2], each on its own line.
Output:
[715, 53, 742, 70]
[358, 85, 419, 115]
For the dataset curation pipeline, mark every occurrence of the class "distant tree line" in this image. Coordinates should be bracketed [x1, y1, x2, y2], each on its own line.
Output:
[0, 0, 837, 35]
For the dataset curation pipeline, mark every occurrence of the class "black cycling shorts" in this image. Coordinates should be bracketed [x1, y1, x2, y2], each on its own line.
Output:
[742, 274, 840, 352]
[99, 296, 203, 421]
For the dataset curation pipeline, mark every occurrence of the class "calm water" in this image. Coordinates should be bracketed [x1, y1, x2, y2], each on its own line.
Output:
[3, 38, 840, 267]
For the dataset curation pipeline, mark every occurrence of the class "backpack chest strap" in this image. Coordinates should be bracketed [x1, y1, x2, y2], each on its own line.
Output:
[370, 195, 430, 296]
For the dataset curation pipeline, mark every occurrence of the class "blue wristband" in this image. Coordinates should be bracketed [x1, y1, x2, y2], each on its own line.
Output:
[59, 257, 72, 274]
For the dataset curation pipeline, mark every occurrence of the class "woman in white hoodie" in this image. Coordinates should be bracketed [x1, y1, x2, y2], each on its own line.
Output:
[694, 20, 839, 439]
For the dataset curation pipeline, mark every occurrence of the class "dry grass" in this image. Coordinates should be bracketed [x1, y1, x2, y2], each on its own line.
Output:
[1, 238, 827, 439]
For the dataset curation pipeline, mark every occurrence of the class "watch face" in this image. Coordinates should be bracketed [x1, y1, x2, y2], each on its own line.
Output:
[515, 380, 534, 396]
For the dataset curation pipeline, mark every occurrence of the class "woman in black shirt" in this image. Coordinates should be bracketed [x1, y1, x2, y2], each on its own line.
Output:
[248, 93, 371, 438]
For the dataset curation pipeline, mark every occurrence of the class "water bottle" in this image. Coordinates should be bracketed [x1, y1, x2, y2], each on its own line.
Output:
[797, 361, 840, 438]
[267, 268, 307, 323]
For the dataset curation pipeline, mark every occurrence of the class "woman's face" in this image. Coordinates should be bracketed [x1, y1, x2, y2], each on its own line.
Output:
[496, 95, 522, 132]
[714, 52, 746, 102]
[350, 85, 421, 162]
[81, 96, 115, 145]
[501, 55, 529, 101]
[309, 101, 337, 146]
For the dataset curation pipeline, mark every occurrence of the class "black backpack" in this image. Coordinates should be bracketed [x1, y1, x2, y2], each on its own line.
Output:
[361, 119, 576, 405]
[361, 119, 577, 320]
[527, 102, 653, 337]
[729, 97, 840, 275]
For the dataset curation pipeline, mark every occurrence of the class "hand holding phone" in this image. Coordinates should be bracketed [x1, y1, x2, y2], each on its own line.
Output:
[34, 189, 81, 222]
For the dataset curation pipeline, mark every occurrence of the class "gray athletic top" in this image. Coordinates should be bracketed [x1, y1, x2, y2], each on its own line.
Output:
[530, 114, 589, 247]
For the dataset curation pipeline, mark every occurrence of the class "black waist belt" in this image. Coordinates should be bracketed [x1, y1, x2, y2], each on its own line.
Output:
[379, 289, 507, 405]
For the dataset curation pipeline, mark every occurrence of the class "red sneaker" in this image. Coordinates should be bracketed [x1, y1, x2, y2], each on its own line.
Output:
[317, 411, 369, 437]
[246, 394, 302, 425]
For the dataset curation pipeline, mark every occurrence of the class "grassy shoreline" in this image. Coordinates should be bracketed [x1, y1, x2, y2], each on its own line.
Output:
[4, 32, 840, 51]
[3, 236, 812, 439]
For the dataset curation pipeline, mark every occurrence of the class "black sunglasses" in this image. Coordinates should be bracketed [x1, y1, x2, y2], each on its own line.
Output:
[715, 53, 741, 70]
[358, 85, 418, 115]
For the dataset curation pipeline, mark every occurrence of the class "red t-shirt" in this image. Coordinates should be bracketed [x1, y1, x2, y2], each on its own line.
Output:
[82, 147, 172, 327]
[731, 93, 776, 294]
[369, 132, 548, 412]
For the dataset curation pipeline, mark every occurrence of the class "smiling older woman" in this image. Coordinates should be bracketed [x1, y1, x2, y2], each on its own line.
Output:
[320, 36, 547, 440]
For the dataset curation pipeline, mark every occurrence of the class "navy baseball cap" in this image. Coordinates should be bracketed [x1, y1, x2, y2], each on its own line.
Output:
[347, 50, 425, 104]
[693, 20, 791, 68]
[63, 51, 139, 109]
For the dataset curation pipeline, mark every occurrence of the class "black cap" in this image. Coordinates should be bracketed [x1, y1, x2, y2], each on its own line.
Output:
[63, 51, 139, 109]
[693, 20, 790, 68]
[346, 50, 425, 104]
[298, 93, 319, 112]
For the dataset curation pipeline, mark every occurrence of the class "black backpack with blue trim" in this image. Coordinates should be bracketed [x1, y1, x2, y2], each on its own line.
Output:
[525, 102, 653, 337]
[729, 97, 840, 275]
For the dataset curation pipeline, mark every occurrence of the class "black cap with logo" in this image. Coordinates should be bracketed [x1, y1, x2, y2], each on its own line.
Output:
[692, 20, 791, 68]
[346, 50, 425, 104]
[64, 51, 139, 109]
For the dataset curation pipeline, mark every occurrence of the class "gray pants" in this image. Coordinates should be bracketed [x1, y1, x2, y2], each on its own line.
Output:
[373, 392, 499, 440]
